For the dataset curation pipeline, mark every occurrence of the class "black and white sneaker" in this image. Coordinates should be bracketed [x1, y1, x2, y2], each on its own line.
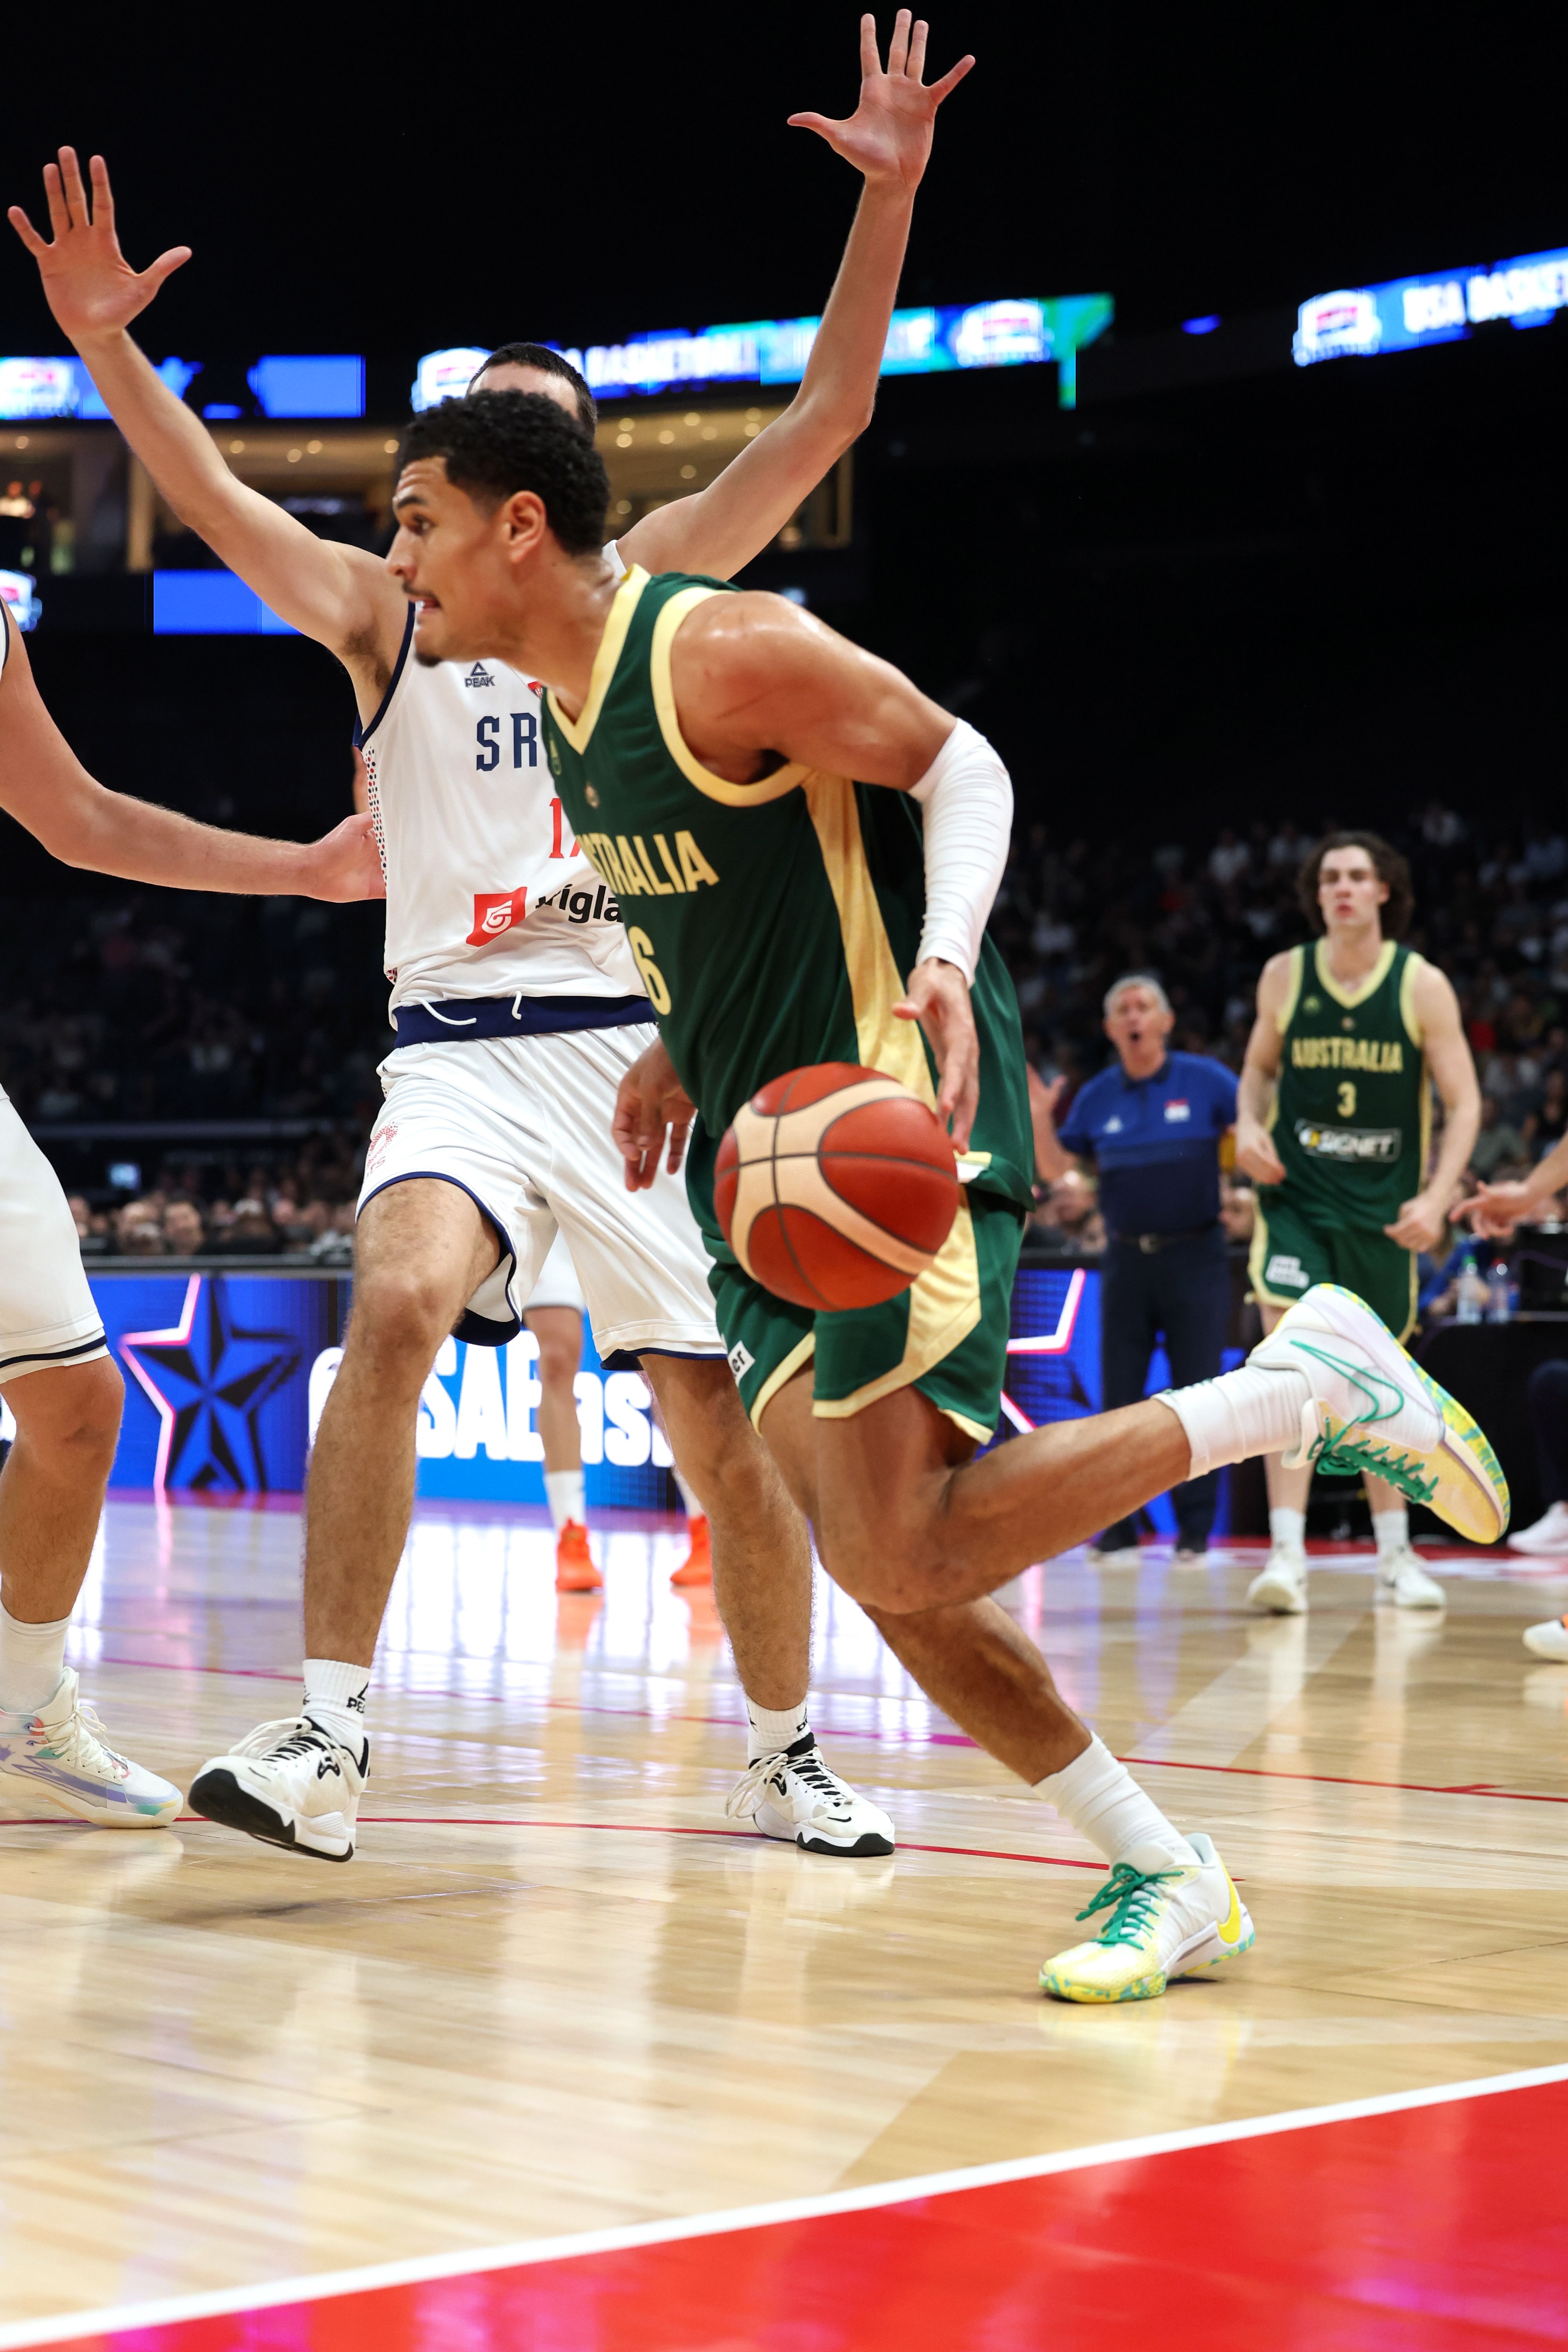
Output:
[188, 1716, 367, 1861]
[726, 1735, 895, 1857]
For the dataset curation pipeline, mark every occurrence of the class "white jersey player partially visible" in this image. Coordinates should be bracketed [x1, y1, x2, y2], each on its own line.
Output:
[18, 13, 974, 1862]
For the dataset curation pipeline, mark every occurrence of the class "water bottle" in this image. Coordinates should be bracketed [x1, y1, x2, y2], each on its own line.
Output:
[1486, 1258, 1513, 1324]
[1455, 1250, 1483, 1323]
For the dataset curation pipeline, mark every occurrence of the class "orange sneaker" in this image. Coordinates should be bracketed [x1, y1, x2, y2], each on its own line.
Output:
[554, 1521, 603, 1593]
[670, 1513, 711, 1587]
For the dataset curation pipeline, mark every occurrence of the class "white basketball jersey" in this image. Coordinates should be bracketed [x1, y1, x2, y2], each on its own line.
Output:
[361, 561, 640, 1015]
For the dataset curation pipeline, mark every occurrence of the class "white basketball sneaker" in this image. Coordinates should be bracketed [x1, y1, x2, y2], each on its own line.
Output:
[0, 1668, 180, 1827]
[726, 1738, 895, 1857]
[189, 1717, 367, 1861]
[1376, 1545, 1446, 1608]
[1249, 1285, 1509, 1544]
[1508, 1502, 1568, 1557]
[1523, 1616, 1568, 1661]
[1040, 1832, 1254, 2003]
[1247, 1544, 1308, 1614]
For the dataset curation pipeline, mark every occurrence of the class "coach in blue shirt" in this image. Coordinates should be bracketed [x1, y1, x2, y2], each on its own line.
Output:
[1035, 973, 1238, 1561]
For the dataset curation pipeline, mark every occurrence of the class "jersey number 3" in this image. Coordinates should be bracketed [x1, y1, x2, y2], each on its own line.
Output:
[1337, 1080, 1356, 1119]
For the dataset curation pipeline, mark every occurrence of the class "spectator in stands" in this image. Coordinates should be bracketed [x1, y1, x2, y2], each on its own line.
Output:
[162, 1195, 206, 1256]
[1030, 1168, 1105, 1256]
[115, 1198, 166, 1254]
[222, 1197, 279, 1256]
[1471, 1094, 1529, 1180]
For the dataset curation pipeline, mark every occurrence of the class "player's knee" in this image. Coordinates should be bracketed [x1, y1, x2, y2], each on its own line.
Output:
[8, 1357, 123, 1473]
[348, 1264, 463, 1367]
[533, 1333, 578, 1390]
[814, 1508, 941, 1614]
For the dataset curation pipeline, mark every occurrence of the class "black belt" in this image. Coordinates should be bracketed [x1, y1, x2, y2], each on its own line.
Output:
[1109, 1221, 1220, 1254]
[391, 993, 656, 1047]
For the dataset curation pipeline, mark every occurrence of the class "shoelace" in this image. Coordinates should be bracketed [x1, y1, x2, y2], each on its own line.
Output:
[38, 1697, 129, 1781]
[1073, 1860, 1180, 1949]
[724, 1745, 849, 1824]
[228, 1715, 345, 1766]
[1314, 1429, 1438, 1503]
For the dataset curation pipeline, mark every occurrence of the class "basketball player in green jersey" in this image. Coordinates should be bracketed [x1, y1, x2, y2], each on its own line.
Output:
[384, 390, 1508, 1999]
[1236, 833, 1481, 1615]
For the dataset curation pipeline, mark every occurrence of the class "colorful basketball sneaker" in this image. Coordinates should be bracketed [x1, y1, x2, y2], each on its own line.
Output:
[1250, 1284, 1509, 1544]
[0, 1668, 180, 1827]
[670, 1513, 712, 1587]
[554, 1521, 603, 1593]
[726, 1736, 895, 1857]
[1040, 1833, 1253, 2003]
[189, 1716, 367, 1860]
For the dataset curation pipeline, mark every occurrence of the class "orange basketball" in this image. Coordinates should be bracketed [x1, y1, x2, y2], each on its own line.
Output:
[714, 1062, 960, 1312]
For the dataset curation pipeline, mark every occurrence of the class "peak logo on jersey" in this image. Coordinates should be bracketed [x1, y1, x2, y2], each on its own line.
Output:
[467, 888, 528, 945]
[464, 663, 494, 688]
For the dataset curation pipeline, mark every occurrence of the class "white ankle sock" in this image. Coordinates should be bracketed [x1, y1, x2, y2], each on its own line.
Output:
[1034, 1733, 1199, 1869]
[746, 1698, 811, 1763]
[1160, 1361, 1311, 1481]
[1372, 1507, 1408, 1561]
[303, 1657, 370, 1755]
[0, 1604, 70, 1716]
[1269, 1505, 1306, 1553]
[674, 1468, 703, 1520]
[544, 1468, 585, 1533]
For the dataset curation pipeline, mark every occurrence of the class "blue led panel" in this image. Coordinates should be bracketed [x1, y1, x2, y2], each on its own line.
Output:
[153, 571, 299, 635]
[1293, 246, 1568, 367]
[247, 355, 365, 419]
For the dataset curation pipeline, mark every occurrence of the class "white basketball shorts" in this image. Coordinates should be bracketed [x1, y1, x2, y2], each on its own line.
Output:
[525, 1227, 586, 1315]
[0, 1086, 107, 1383]
[359, 1024, 723, 1365]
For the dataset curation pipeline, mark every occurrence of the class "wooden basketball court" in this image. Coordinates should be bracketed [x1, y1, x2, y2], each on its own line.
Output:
[1, 1496, 1565, 2348]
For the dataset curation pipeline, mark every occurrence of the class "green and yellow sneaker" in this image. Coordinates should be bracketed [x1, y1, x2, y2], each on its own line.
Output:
[1040, 1833, 1254, 2004]
[1250, 1283, 1508, 1544]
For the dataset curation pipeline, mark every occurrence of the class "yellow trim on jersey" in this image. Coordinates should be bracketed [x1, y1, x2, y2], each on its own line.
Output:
[1399, 949, 1427, 1047]
[1247, 1203, 1293, 1312]
[1315, 936, 1396, 1009]
[812, 1192, 987, 1436]
[802, 772, 932, 1102]
[749, 1332, 817, 1432]
[546, 565, 651, 756]
[1274, 944, 1306, 1035]
[647, 586, 808, 806]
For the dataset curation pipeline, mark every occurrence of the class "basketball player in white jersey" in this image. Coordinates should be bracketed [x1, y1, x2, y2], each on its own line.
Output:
[0, 602, 380, 1828]
[16, 14, 969, 1861]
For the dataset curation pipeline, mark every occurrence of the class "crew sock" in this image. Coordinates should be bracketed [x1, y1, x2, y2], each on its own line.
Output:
[0, 1603, 70, 1717]
[1372, 1506, 1408, 1563]
[746, 1698, 812, 1765]
[674, 1468, 704, 1521]
[1269, 1505, 1306, 1554]
[1034, 1733, 1199, 1871]
[544, 1468, 586, 1534]
[1159, 1361, 1312, 1481]
[302, 1657, 370, 1758]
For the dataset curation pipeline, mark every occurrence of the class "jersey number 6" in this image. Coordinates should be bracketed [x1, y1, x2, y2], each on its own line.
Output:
[628, 927, 672, 1016]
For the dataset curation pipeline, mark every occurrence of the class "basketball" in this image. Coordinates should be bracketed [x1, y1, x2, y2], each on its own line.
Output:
[714, 1062, 960, 1312]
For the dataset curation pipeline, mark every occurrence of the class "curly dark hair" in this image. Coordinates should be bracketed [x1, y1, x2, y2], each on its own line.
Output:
[1296, 829, 1415, 939]
[401, 391, 608, 554]
[470, 341, 597, 434]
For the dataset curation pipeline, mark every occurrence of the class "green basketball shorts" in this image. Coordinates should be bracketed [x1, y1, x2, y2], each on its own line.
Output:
[1249, 1188, 1417, 1341]
[703, 1185, 1025, 1446]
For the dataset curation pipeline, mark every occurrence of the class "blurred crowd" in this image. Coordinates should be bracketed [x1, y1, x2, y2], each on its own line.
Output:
[16, 799, 1568, 1273]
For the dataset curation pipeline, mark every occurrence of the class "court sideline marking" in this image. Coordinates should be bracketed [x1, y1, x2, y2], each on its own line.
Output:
[3, 2062, 1564, 2350]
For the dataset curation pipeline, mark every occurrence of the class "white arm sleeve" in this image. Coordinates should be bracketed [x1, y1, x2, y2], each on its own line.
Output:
[907, 717, 1013, 984]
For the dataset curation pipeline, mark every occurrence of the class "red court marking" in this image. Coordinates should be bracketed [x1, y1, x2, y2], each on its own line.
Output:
[20, 2070, 1567, 2350]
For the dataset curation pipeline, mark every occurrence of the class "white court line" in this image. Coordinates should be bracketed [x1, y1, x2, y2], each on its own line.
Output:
[1136, 1613, 1366, 1768]
[4, 2060, 1565, 2348]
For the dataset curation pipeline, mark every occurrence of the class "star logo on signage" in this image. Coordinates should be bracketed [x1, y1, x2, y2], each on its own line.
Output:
[120, 1276, 301, 1492]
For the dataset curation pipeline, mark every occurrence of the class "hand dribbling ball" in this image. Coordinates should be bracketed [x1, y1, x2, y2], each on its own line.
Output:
[715, 1062, 960, 1312]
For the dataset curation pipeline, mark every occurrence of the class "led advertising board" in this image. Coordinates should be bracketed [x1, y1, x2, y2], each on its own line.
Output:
[412, 295, 1114, 416]
[0, 355, 365, 421]
[1293, 245, 1568, 367]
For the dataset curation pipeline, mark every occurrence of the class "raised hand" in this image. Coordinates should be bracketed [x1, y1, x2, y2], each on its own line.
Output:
[895, 956, 979, 1151]
[789, 11, 974, 190]
[8, 150, 189, 347]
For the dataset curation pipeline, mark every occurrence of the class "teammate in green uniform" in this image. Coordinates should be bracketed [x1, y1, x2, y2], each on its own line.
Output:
[1236, 833, 1481, 1615]
[383, 389, 1507, 2000]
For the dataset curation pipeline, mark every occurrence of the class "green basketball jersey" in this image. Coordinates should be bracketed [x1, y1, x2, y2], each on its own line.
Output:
[1272, 938, 1431, 1230]
[539, 566, 1034, 1216]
